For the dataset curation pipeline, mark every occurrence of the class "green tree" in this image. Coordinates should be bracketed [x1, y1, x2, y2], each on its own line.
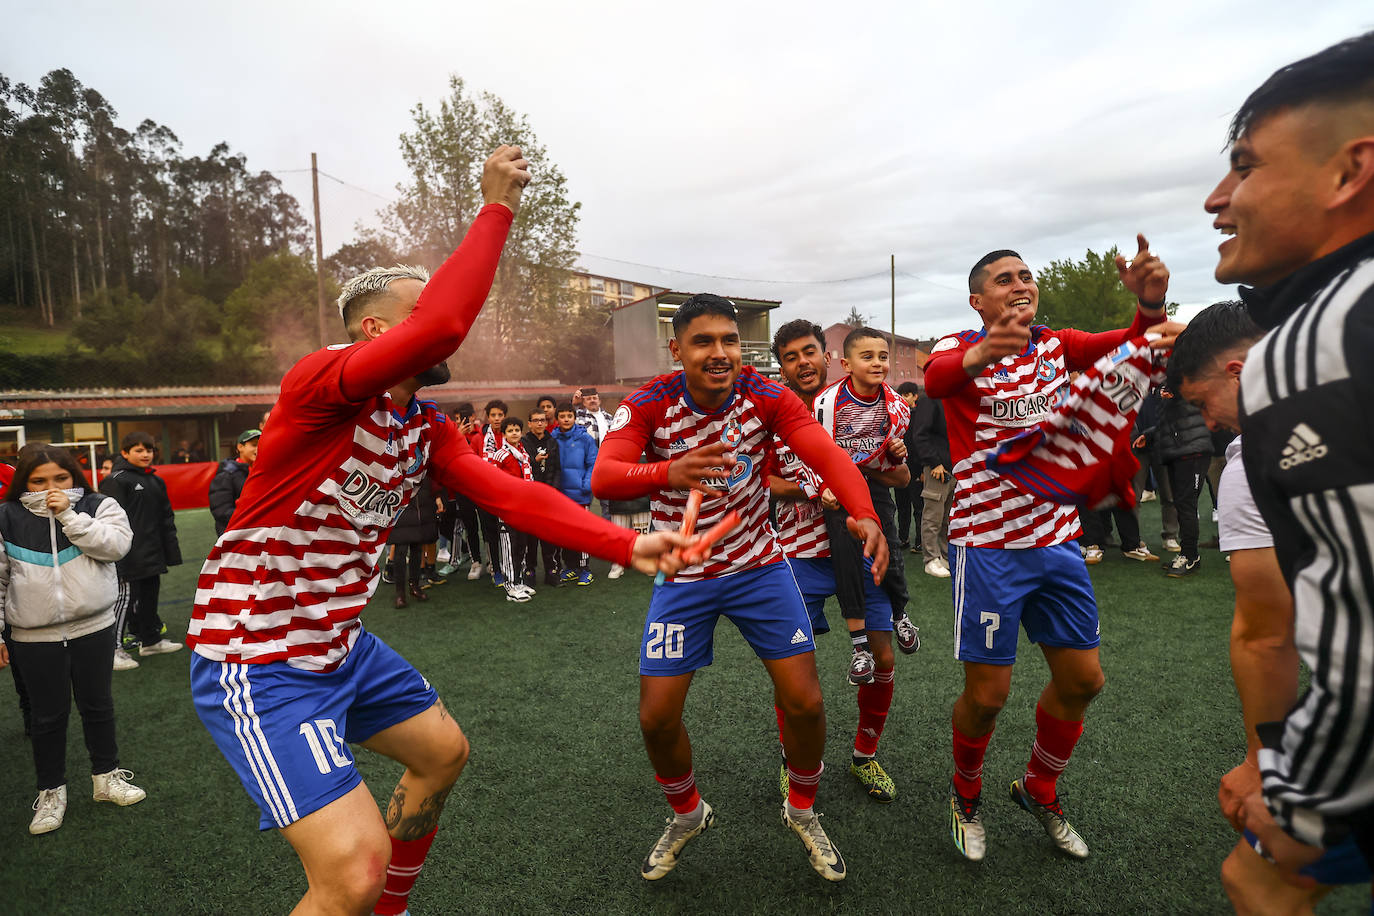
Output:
[1035, 247, 1178, 332]
[377, 76, 581, 380]
[843, 306, 870, 328]
[222, 252, 332, 377]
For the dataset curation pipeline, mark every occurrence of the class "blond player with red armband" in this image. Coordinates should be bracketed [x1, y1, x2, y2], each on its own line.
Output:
[591, 293, 887, 883]
[185, 148, 689, 916]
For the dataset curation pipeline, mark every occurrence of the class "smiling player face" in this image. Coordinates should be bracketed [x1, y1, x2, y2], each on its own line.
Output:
[670, 314, 741, 409]
[776, 333, 830, 400]
[971, 256, 1038, 328]
[841, 336, 889, 394]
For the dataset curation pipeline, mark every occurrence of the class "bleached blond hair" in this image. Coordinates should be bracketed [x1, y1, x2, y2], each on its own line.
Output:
[337, 264, 431, 326]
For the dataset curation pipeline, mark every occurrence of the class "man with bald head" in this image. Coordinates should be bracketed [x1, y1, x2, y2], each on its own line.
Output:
[185, 147, 690, 915]
[1205, 30, 1374, 886]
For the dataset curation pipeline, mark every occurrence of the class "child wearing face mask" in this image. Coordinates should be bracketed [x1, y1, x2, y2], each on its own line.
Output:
[0, 443, 147, 836]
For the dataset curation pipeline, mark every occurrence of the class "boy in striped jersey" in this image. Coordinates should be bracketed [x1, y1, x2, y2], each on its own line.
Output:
[927, 239, 1172, 862]
[591, 294, 887, 883]
[1206, 30, 1374, 888]
[185, 147, 689, 916]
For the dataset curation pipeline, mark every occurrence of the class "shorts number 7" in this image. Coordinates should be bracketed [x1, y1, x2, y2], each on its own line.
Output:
[980, 611, 1000, 651]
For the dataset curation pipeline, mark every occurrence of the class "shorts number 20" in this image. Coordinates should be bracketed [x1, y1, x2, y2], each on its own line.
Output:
[646, 622, 685, 659]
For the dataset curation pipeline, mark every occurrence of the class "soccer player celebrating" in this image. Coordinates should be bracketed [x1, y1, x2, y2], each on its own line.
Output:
[926, 239, 1172, 861]
[185, 147, 688, 916]
[591, 295, 888, 883]
[767, 319, 918, 804]
[1206, 31, 1374, 884]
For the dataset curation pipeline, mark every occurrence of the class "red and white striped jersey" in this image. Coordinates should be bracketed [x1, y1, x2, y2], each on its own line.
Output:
[770, 438, 830, 559]
[812, 378, 910, 473]
[923, 311, 1156, 549]
[491, 441, 533, 481]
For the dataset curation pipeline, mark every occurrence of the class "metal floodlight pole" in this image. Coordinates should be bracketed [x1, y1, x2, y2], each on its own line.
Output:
[312, 153, 327, 348]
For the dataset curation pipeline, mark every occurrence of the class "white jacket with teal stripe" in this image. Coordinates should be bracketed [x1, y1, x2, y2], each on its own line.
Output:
[0, 489, 132, 643]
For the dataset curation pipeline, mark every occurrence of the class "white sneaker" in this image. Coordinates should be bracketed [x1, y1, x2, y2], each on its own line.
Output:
[1139, 490, 1156, 502]
[138, 639, 182, 657]
[504, 584, 532, 603]
[1212, 509, 1219, 523]
[924, 559, 951, 578]
[93, 768, 146, 806]
[29, 785, 67, 835]
[436, 547, 451, 564]
[608, 563, 625, 579]
[112, 648, 140, 671]
[1083, 545, 1104, 565]
[782, 805, 846, 881]
[467, 561, 483, 581]
[1163, 537, 1181, 553]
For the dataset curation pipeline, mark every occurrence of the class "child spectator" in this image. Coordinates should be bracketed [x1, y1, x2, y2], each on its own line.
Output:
[521, 409, 562, 588]
[1, 443, 147, 835]
[812, 327, 913, 685]
[491, 417, 535, 602]
[208, 429, 260, 537]
[98, 432, 182, 661]
[550, 402, 598, 586]
[477, 400, 508, 583]
[446, 402, 485, 579]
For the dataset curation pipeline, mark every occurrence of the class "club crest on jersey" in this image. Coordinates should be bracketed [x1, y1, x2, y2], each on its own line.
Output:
[609, 404, 632, 432]
[1037, 357, 1057, 383]
[721, 418, 744, 449]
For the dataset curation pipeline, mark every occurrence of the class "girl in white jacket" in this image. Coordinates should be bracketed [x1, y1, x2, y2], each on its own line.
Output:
[0, 443, 147, 835]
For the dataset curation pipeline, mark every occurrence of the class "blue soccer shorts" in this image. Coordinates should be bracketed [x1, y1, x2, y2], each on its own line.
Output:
[786, 556, 892, 636]
[950, 541, 1099, 664]
[190, 629, 438, 830]
[1243, 830, 1373, 885]
[640, 561, 815, 676]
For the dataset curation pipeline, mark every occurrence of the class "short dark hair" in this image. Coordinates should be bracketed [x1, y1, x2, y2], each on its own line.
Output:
[1230, 31, 1374, 146]
[896, 381, 920, 397]
[771, 319, 826, 359]
[969, 249, 1023, 294]
[528, 409, 547, 421]
[842, 326, 888, 358]
[120, 431, 155, 452]
[454, 401, 475, 420]
[536, 394, 558, 408]
[502, 417, 525, 433]
[555, 402, 575, 416]
[671, 293, 738, 336]
[6, 443, 89, 502]
[1165, 300, 1263, 392]
[484, 399, 508, 416]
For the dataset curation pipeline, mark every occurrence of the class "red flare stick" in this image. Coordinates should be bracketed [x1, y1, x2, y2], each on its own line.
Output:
[680, 489, 703, 539]
[679, 510, 742, 566]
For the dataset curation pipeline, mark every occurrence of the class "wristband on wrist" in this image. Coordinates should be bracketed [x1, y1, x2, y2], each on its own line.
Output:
[1138, 298, 1167, 311]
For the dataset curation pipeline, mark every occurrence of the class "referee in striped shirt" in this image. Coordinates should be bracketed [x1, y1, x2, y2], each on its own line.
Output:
[1205, 31, 1374, 886]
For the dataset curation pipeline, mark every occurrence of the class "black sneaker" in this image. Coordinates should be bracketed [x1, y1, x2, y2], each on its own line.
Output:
[426, 568, 447, 586]
[1165, 555, 1201, 578]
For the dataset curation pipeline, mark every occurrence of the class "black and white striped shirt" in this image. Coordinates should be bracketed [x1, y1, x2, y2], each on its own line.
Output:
[1238, 231, 1374, 851]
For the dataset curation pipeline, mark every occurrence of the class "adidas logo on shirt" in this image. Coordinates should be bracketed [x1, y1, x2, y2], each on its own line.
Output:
[1279, 423, 1327, 470]
[790, 628, 809, 645]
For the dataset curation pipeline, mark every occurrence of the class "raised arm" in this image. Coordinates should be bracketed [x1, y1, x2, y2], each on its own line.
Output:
[340, 147, 529, 401]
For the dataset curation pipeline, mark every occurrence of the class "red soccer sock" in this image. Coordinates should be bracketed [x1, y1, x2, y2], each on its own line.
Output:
[655, 769, 701, 816]
[952, 721, 993, 799]
[1024, 703, 1085, 805]
[785, 761, 823, 812]
[854, 668, 895, 757]
[775, 704, 786, 749]
[373, 827, 437, 916]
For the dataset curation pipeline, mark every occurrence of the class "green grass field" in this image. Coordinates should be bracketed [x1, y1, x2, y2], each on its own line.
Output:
[1, 505, 1367, 915]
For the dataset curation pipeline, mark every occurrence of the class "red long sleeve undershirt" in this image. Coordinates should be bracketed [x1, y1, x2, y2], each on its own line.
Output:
[338, 204, 514, 402]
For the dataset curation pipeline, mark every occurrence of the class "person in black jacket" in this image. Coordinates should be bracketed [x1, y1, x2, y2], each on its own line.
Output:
[911, 383, 955, 578]
[893, 383, 922, 550]
[207, 429, 260, 537]
[521, 409, 562, 587]
[97, 431, 183, 656]
[389, 476, 440, 608]
[1137, 388, 1212, 576]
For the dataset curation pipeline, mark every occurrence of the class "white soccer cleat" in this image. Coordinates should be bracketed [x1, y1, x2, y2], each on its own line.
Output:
[641, 802, 714, 880]
[93, 768, 147, 806]
[112, 648, 140, 671]
[949, 782, 986, 862]
[1009, 778, 1088, 859]
[138, 639, 182, 657]
[782, 805, 846, 881]
[29, 785, 67, 835]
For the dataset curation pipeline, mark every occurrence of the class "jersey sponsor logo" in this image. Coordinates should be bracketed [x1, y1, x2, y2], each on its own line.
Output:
[700, 454, 753, 491]
[721, 417, 744, 449]
[1279, 423, 1327, 469]
[989, 392, 1052, 426]
[339, 470, 405, 521]
[669, 437, 689, 452]
[790, 628, 809, 645]
[931, 337, 959, 353]
[609, 404, 632, 432]
[994, 367, 1011, 381]
[1099, 368, 1143, 413]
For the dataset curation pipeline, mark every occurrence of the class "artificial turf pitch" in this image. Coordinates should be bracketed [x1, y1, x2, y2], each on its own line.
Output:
[1, 505, 1367, 915]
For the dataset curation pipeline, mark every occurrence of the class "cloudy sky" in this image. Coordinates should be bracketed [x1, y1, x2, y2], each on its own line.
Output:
[6, 1, 1371, 339]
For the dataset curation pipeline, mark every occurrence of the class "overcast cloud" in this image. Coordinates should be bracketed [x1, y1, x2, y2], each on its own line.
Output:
[5, 0, 1372, 339]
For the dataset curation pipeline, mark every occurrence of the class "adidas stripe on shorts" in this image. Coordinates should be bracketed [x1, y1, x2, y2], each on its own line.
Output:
[639, 561, 815, 676]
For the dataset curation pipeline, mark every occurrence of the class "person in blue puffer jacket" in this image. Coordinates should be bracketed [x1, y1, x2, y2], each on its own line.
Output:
[550, 401, 599, 585]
